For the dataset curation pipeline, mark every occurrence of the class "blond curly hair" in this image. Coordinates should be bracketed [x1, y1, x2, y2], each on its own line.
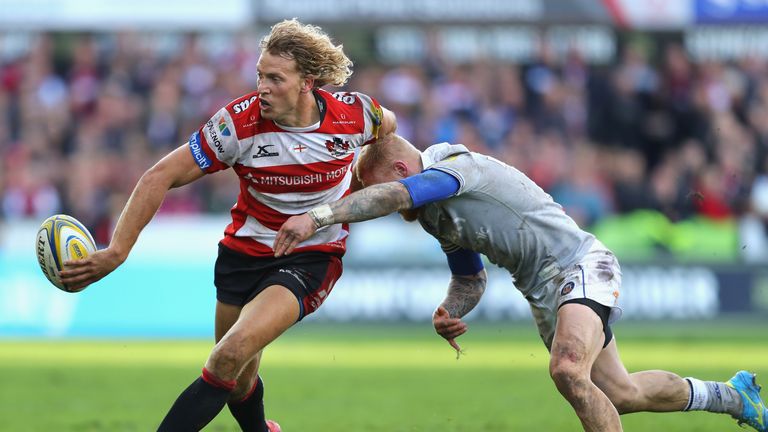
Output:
[260, 19, 353, 88]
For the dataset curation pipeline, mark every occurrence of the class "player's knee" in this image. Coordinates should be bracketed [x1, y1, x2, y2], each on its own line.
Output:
[549, 354, 590, 405]
[550, 362, 587, 391]
[207, 342, 248, 381]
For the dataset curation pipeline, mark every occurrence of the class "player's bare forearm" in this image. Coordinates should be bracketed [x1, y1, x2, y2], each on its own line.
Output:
[440, 269, 488, 318]
[60, 146, 205, 289]
[308, 181, 412, 228]
[111, 145, 204, 260]
[331, 182, 411, 223]
[60, 168, 173, 288]
[109, 171, 171, 261]
[434, 270, 487, 356]
[273, 182, 412, 257]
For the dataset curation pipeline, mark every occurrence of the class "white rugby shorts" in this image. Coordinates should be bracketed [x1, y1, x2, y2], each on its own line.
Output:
[529, 240, 623, 349]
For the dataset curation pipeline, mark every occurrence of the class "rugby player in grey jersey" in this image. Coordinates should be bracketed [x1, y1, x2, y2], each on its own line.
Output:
[273, 134, 768, 432]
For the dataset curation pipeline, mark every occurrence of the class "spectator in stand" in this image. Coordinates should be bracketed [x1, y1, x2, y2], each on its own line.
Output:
[2, 30, 768, 259]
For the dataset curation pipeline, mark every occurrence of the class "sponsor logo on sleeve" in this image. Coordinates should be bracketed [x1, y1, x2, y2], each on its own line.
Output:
[217, 117, 231, 136]
[188, 132, 212, 170]
[205, 120, 225, 154]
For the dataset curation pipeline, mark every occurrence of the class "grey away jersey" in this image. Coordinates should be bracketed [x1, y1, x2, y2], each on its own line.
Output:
[417, 143, 596, 296]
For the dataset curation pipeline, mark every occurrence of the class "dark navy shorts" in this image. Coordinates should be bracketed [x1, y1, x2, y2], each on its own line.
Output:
[214, 243, 343, 320]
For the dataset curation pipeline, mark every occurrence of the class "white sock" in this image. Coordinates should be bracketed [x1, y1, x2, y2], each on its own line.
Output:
[684, 377, 741, 417]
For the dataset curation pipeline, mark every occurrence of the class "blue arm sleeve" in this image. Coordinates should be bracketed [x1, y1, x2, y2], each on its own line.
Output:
[445, 247, 484, 276]
[398, 169, 460, 208]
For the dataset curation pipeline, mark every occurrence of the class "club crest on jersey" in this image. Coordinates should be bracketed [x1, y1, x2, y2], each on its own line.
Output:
[560, 281, 575, 296]
[218, 118, 232, 136]
[325, 137, 352, 157]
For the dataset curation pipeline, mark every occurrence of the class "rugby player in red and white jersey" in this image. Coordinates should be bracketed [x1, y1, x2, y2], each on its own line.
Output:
[60, 19, 396, 432]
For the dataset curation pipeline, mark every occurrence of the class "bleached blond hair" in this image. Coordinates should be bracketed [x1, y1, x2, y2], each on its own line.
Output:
[260, 19, 353, 88]
[355, 134, 418, 184]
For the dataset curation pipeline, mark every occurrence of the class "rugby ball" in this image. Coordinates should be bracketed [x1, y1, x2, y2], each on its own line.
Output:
[35, 214, 97, 292]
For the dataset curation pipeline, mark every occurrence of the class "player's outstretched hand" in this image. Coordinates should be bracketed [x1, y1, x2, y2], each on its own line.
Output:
[60, 247, 125, 291]
[274, 214, 318, 257]
[433, 306, 467, 354]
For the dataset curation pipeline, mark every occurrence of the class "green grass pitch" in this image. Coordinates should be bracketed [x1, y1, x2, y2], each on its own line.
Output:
[0, 320, 766, 431]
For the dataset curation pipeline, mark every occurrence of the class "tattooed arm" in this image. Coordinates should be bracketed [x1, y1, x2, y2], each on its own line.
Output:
[274, 167, 461, 256]
[432, 269, 487, 353]
[320, 181, 412, 225]
[440, 270, 488, 319]
[273, 181, 412, 256]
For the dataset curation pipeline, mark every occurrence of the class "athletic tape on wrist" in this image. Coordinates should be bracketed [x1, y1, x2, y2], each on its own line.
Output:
[308, 204, 334, 227]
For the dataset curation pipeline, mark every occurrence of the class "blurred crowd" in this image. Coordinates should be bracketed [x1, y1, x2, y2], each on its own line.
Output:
[2, 32, 768, 256]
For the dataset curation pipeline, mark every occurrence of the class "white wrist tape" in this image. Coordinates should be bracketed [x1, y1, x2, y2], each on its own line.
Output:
[308, 204, 334, 228]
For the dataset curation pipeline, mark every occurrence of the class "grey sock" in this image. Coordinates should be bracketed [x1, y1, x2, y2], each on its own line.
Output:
[685, 377, 742, 417]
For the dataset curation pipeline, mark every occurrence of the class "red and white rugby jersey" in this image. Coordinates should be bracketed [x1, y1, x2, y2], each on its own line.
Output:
[187, 88, 384, 257]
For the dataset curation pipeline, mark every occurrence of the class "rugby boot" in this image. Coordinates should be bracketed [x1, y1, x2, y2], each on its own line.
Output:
[727, 370, 768, 432]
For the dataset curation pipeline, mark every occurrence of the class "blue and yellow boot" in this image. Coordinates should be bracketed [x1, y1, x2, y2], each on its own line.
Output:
[727, 371, 768, 432]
